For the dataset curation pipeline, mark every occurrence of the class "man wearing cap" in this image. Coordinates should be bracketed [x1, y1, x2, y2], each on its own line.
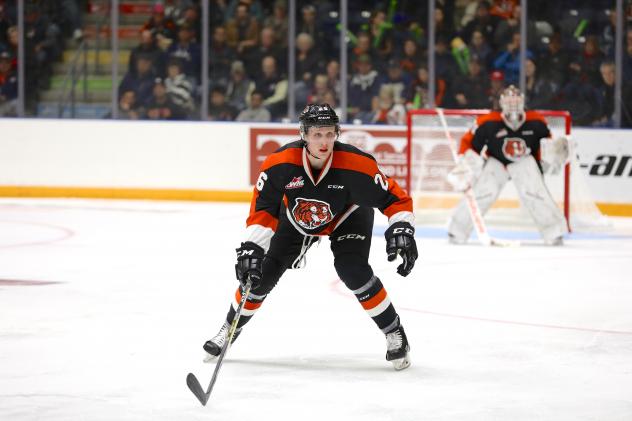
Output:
[348, 54, 379, 122]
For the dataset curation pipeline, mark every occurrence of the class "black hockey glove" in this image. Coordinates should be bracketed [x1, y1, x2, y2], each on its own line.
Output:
[235, 241, 265, 289]
[384, 222, 418, 277]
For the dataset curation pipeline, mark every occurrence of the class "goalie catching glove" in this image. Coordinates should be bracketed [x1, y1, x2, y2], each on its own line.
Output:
[541, 135, 570, 174]
[235, 241, 264, 289]
[385, 222, 418, 277]
[446, 149, 484, 191]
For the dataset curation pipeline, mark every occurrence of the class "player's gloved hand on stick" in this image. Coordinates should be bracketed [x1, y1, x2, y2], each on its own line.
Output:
[235, 241, 264, 289]
[384, 222, 418, 277]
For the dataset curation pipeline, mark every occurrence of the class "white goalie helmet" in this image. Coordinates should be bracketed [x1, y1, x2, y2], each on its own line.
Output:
[499, 85, 525, 131]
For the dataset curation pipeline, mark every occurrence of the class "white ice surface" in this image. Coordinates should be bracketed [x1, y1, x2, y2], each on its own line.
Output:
[0, 198, 631, 421]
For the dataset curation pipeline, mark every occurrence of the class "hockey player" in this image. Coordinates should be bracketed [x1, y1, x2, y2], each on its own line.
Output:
[203, 103, 418, 370]
[447, 85, 569, 245]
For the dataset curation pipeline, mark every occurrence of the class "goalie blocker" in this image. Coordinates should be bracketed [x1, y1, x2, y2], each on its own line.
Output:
[447, 86, 568, 245]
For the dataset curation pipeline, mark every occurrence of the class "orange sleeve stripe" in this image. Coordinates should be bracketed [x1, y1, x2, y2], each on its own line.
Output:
[361, 287, 387, 310]
[260, 147, 303, 171]
[235, 289, 263, 310]
[459, 131, 474, 155]
[331, 151, 378, 178]
[383, 198, 413, 218]
[246, 209, 278, 230]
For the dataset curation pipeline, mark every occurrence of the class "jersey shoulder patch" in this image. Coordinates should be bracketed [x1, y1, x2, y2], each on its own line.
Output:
[476, 111, 503, 127]
[524, 110, 548, 125]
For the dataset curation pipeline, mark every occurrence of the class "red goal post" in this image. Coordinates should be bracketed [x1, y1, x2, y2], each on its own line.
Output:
[406, 108, 572, 230]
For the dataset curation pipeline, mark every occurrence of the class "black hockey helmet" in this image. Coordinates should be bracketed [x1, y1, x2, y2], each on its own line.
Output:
[299, 103, 340, 139]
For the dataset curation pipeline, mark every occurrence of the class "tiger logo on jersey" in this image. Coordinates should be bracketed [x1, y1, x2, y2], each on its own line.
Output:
[502, 137, 531, 161]
[292, 198, 333, 230]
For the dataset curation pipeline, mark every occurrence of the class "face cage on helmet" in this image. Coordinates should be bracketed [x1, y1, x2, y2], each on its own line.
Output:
[500, 92, 525, 131]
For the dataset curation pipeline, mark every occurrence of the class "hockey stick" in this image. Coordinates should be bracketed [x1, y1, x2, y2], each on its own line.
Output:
[186, 277, 253, 406]
[437, 108, 519, 247]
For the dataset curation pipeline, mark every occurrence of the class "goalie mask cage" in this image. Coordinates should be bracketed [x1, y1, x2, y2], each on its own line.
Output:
[406, 108, 608, 232]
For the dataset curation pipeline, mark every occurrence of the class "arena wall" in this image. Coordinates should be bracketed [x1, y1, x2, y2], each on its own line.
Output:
[1, 119, 631, 215]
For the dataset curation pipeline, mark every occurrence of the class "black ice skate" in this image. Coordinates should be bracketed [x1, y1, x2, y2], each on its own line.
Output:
[203, 321, 242, 363]
[385, 325, 411, 370]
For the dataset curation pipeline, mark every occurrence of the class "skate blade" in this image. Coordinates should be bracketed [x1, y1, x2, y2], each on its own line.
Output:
[391, 354, 411, 371]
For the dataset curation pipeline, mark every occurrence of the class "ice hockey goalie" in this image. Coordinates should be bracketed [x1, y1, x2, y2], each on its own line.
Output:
[446, 85, 569, 245]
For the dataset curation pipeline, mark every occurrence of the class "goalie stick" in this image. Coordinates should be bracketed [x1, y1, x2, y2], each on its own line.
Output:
[186, 277, 253, 406]
[437, 108, 519, 247]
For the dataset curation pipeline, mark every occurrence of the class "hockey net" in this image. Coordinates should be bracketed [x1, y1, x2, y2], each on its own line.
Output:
[406, 108, 609, 231]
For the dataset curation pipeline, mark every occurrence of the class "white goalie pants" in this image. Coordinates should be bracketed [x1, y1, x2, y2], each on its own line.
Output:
[447, 156, 568, 243]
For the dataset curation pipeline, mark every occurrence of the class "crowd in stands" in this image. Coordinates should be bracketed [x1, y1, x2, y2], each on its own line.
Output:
[116, 0, 632, 126]
[0, 0, 84, 116]
[2, 0, 632, 126]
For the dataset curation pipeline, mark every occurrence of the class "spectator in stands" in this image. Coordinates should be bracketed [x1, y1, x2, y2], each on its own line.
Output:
[129, 29, 166, 78]
[165, 58, 194, 117]
[557, 61, 603, 126]
[493, 5, 537, 50]
[578, 35, 605, 86]
[255, 55, 287, 120]
[468, 29, 493, 69]
[460, 1, 499, 50]
[493, 31, 531, 85]
[172, 4, 201, 41]
[25, 7, 62, 90]
[434, 35, 459, 82]
[236, 90, 270, 122]
[348, 54, 380, 122]
[119, 54, 157, 107]
[295, 32, 324, 84]
[0, 50, 17, 116]
[244, 26, 285, 79]
[368, 10, 393, 65]
[142, 2, 177, 49]
[488, 69, 505, 109]
[408, 65, 447, 109]
[595, 61, 615, 127]
[322, 90, 342, 118]
[225, 60, 254, 112]
[399, 39, 424, 77]
[118, 90, 142, 120]
[350, 32, 375, 73]
[624, 28, 632, 77]
[208, 86, 237, 121]
[224, 0, 264, 23]
[298, 4, 326, 56]
[209, 25, 236, 89]
[524, 57, 558, 110]
[166, 23, 201, 80]
[370, 85, 406, 125]
[452, 56, 491, 109]
[146, 77, 186, 120]
[264, 0, 288, 48]
[325, 59, 341, 97]
[538, 32, 570, 88]
[225, 1, 260, 61]
[306, 73, 330, 105]
[489, 0, 518, 20]
[434, 7, 455, 44]
[377, 59, 411, 105]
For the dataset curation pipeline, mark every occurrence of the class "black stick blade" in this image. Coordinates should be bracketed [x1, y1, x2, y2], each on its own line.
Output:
[186, 373, 208, 406]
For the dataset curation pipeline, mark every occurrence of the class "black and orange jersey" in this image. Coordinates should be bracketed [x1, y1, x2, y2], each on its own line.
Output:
[245, 140, 414, 251]
[458, 110, 552, 166]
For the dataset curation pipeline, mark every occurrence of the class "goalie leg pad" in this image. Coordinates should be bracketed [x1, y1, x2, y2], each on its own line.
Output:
[507, 155, 568, 241]
[447, 157, 509, 243]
